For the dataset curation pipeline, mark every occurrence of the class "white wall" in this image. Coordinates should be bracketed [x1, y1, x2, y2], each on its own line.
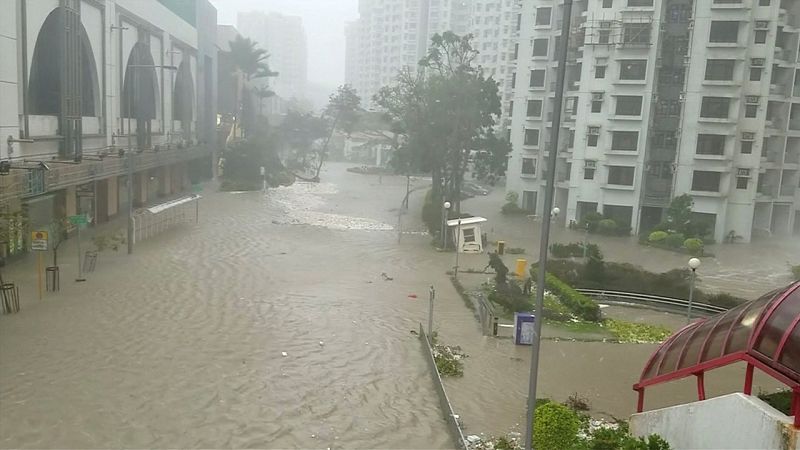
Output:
[630, 393, 799, 450]
[0, 0, 19, 160]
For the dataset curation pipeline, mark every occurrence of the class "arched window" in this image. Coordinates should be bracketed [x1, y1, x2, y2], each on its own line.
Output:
[28, 7, 99, 116]
[173, 60, 194, 125]
[121, 41, 158, 120]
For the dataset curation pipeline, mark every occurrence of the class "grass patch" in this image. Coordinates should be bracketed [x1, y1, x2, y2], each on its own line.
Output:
[545, 319, 608, 335]
[759, 390, 791, 415]
[603, 319, 671, 344]
[433, 344, 467, 377]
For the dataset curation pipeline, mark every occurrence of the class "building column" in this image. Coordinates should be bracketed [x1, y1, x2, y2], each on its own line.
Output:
[65, 186, 77, 217]
[160, 166, 172, 196]
[107, 176, 118, 217]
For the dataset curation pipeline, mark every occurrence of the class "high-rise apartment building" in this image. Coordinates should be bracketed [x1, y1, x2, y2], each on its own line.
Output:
[346, 0, 520, 109]
[237, 11, 308, 100]
[507, 0, 800, 243]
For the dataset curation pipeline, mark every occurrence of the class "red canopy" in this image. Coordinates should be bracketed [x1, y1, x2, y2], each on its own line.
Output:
[634, 281, 800, 423]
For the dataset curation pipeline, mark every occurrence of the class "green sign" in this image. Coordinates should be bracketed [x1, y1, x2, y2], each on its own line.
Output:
[68, 214, 88, 225]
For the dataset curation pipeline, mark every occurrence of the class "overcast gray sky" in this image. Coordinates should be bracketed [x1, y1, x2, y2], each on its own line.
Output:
[210, 0, 359, 88]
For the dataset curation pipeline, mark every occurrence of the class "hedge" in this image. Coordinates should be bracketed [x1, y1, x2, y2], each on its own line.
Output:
[550, 242, 602, 259]
[535, 270, 601, 322]
[648, 231, 668, 243]
[664, 232, 685, 249]
[533, 402, 581, 450]
[683, 238, 704, 256]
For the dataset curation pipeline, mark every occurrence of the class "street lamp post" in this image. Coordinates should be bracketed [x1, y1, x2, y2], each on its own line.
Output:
[441, 201, 451, 248]
[687, 257, 701, 323]
[454, 218, 462, 279]
[526, 2, 574, 449]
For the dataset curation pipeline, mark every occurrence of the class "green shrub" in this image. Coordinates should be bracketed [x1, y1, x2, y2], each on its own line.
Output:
[703, 292, 745, 308]
[540, 271, 601, 322]
[648, 231, 669, 243]
[759, 390, 792, 415]
[597, 219, 617, 235]
[664, 233, 685, 248]
[502, 191, 526, 215]
[587, 427, 671, 450]
[551, 242, 602, 259]
[604, 319, 671, 343]
[792, 265, 800, 280]
[533, 402, 581, 450]
[582, 212, 604, 232]
[683, 238, 704, 256]
[543, 293, 572, 321]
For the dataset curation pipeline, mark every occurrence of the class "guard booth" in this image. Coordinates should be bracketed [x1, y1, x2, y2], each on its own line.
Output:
[447, 216, 488, 253]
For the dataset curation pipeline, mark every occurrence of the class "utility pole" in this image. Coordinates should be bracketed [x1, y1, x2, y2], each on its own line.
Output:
[526, 2, 573, 449]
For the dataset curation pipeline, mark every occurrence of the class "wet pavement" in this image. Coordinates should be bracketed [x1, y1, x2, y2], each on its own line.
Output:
[0, 163, 789, 447]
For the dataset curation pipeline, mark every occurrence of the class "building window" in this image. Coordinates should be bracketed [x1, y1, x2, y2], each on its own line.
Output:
[568, 130, 575, 148]
[592, 99, 603, 113]
[530, 70, 545, 87]
[750, 68, 762, 81]
[527, 99, 542, 117]
[759, 0, 770, 4]
[611, 131, 638, 151]
[524, 129, 540, 146]
[696, 134, 726, 155]
[619, 60, 647, 80]
[512, 72, 516, 88]
[741, 141, 753, 154]
[629, 0, 653, 5]
[736, 176, 749, 189]
[522, 157, 536, 175]
[587, 127, 600, 147]
[700, 97, 731, 119]
[755, 30, 768, 44]
[745, 104, 758, 118]
[584, 163, 596, 180]
[692, 171, 722, 192]
[615, 96, 643, 116]
[535, 7, 551, 26]
[709, 21, 739, 44]
[622, 23, 651, 45]
[599, 30, 611, 44]
[603, 0, 613, 7]
[513, 43, 518, 60]
[608, 166, 635, 186]
[595, 65, 606, 78]
[704, 59, 735, 81]
[532, 38, 549, 57]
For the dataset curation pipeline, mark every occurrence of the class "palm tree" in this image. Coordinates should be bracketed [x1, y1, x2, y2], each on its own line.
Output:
[223, 36, 278, 140]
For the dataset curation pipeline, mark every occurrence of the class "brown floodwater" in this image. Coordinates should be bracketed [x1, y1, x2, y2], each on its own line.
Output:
[0, 163, 786, 447]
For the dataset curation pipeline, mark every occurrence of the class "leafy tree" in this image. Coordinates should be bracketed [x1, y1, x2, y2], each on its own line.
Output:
[473, 133, 511, 184]
[375, 32, 501, 234]
[278, 110, 329, 173]
[664, 194, 693, 234]
[310, 85, 362, 180]
[223, 36, 278, 138]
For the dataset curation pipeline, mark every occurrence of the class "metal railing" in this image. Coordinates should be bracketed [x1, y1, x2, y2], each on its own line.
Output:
[132, 195, 200, 245]
[419, 324, 469, 449]
[576, 289, 728, 315]
[0, 145, 211, 206]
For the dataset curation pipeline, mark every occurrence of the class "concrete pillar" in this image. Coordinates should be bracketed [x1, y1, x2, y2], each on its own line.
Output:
[65, 186, 77, 217]
[160, 166, 172, 196]
[135, 172, 148, 206]
[107, 176, 118, 217]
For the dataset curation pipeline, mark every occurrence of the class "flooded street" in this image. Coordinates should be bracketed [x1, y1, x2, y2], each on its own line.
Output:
[0, 163, 788, 447]
[0, 164, 451, 448]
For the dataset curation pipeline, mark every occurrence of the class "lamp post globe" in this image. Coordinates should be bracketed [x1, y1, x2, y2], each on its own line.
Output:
[444, 201, 451, 209]
[688, 257, 701, 270]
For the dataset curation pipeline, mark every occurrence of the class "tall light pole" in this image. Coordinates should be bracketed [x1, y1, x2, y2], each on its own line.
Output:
[441, 201, 451, 248]
[526, 1, 573, 449]
[687, 257, 701, 323]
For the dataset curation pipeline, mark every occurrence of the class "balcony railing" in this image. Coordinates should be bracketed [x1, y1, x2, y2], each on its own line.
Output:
[0, 145, 211, 206]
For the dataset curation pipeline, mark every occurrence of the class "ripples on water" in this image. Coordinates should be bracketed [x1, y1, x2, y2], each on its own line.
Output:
[0, 169, 451, 449]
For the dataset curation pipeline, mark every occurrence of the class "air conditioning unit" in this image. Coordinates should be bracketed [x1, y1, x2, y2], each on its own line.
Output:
[751, 58, 766, 67]
[737, 168, 751, 177]
[755, 21, 769, 29]
[588, 126, 601, 135]
[585, 160, 597, 169]
[742, 132, 756, 141]
[745, 95, 760, 105]
[592, 92, 604, 101]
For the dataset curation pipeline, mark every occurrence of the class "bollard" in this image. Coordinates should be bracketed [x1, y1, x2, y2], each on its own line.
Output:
[493, 317, 499, 336]
[516, 259, 528, 278]
[497, 241, 505, 255]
